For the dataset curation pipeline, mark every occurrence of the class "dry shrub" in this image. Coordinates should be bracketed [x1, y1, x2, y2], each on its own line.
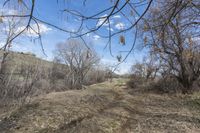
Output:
[0, 79, 33, 107]
[147, 77, 200, 94]
[191, 79, 200, 92]
[0, 62, 46, 106]
[126, 75, 145, 89]
[32, 79, 51, 95]
[127, 74, 191, 94]
[50, 79, 70, 91]
[147, 77, 183, 94]
[84, 70, 107, 85]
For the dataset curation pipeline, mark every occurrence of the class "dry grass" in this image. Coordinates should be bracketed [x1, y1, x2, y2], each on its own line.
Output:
[0, 78, 200, 133]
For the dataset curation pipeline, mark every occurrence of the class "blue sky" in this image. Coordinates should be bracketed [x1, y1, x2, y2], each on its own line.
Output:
[0, 0, 148, 74]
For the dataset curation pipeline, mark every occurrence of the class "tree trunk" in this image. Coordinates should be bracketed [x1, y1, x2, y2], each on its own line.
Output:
[0, 52, 9, 83]
[181, 79, 192, 94]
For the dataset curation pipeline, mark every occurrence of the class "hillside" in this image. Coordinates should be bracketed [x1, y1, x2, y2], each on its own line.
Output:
[0, 51, 54, 74]
[0, 79, 200, 133]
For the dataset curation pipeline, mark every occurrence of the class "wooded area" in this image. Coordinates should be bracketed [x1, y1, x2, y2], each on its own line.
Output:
[0, 0, 199, 132]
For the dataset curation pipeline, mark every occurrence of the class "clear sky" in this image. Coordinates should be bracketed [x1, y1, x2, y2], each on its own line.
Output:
[0, 0, 148, 74]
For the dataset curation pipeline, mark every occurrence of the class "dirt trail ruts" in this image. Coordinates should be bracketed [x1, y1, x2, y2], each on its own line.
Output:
[0, 79, 200, 133]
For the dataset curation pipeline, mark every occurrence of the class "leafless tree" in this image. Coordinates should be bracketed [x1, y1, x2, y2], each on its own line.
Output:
[131, 56, 159, 80]
[0, 0, 153, 63]
[0, 16, 23, 82]
[84, 64, 108, 85]
[1, 0, 199, 63]
[142, 0, 200, 93]
[0, 60, 43, 106]
[56, 39, 99, 89]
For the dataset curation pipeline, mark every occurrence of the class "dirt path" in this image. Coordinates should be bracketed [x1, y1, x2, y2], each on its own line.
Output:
[0, 79, 200, 133]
